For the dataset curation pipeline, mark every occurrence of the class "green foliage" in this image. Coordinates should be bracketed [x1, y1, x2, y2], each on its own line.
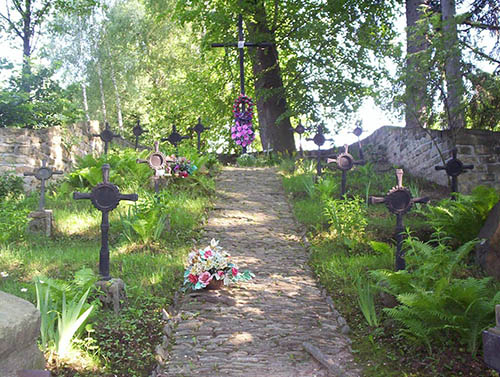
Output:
[236, 154, 258, 167]
[0, 171, 24, 198]
[421, 186, 499, 245]
[372, 237, 499, 355]
[356, 278, 379, 327]
[282, 173, 315, 199]
[0, 196, 30, 244]
[323, 196, 368, 247]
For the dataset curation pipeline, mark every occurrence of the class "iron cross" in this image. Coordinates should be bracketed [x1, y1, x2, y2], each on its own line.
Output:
[73, 164, 138, 280]
[136, 141, 172, 193]
[133, 119, 148, 150]
[327, 144, 365, 197]
[24, 160, 63, 211]
[434, 147, 474, 198]
[369, 169, 429, 271]
[161, 124, 190, 153]
[306, 125, 334, 178]
[292, 121, 307, 157]
[93, 122, 120, 155]
[211, 14, 273, 96]
[191, 117, 210, 153]
[353, 121, 365, 161]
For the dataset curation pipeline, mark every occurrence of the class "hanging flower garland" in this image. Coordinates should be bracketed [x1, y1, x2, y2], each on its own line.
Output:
[231, 94, 255, 148]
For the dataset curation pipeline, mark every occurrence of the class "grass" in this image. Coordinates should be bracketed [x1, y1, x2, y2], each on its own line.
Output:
[0, 159, 216, 376]
[280, 157, 499, 377]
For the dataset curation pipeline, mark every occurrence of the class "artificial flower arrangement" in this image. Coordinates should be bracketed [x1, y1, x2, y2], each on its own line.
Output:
[231, 93, 255, 148]
[168, 156, 197, 178]
[183, 239, 254, 291]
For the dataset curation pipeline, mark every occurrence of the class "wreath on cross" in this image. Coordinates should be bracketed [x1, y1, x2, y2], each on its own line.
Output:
[231, 94, 255, 148]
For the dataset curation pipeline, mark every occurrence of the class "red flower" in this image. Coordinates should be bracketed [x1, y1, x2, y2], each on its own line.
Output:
[188, 274, 198, 284]
[231, 267, 238, 277]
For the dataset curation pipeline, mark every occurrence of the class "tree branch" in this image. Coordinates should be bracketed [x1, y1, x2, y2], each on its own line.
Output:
[461, 19, 500, 31]
[460, 39, 500, 66]
[0, 11, 23, 38]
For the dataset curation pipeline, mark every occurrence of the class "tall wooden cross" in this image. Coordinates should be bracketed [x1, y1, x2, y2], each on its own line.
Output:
[369, 169, 429, 271]
[133, 119, 148, 150]
[161, 124, 190, 154]
[73, 164, 138, 280]
[93, 122, 120, 155]
[24, 160, 63, 211]
[434, 147, 474, 199]
[191, 117, 210, 153]
[212, 14, 273, 96]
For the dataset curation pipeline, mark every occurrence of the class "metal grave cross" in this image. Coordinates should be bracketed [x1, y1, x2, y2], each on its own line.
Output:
[161, 124, 190, 153]
[211, 14, 273, 97]
[369, 169, 429, 271]
[327, 144, 365, 197]
[133, 119, 148, 150]
[191, 117, 210, 153]
[73, 164, 138, 280]
[353, 121, 365, 161]
[136, 141, 172, 193]
[292, 121, 307, 157]
[306, 125, 334, 178]
[434, 147, 474, 198]
[93, 122, 121, 155]
[24, 160, 63, 211]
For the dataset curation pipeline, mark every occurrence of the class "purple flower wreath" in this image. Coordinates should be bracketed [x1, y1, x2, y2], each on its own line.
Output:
[231, 94, 255, 148]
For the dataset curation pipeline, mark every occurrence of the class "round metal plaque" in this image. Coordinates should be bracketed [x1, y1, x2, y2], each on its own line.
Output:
[36, 167, 52, 180]
[194, 122, 205, 134]
[385, 188, 412, 215]
[168, 132, 182, 144]
[133, 125, 145, 137]
[313, 133, 325, 147]
[337, 153, 354, 171]
[91, 183, 121, 212]
[101, 129, 114, 142]
[353, 126, 363, 138]
[445, 159, 464, 177]
[149, 152, 167, 170]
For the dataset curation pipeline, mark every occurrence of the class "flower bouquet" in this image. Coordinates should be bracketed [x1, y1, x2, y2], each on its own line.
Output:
[168, 156, 197, 178]
[183, 239, 254, 291]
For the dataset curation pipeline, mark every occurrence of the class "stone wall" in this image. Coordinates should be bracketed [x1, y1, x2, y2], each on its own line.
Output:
[355, 126, 500, 193]
[0, 122, 134, 191]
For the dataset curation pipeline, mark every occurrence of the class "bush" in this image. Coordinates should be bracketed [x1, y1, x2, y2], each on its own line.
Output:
[0, 171, 24, 198]
[0, 197, 30, 243]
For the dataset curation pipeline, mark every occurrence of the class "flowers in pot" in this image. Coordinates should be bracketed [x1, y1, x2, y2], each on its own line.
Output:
[168, 156, 197, 178]
[183, 239, 254, 290]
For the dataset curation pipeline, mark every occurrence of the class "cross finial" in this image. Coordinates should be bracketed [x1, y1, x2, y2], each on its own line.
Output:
[396, 169, 404, 188]
[102, 164, 110, 184]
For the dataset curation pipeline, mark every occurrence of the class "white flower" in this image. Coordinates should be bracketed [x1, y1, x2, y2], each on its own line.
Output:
[20, 288, 27, 292]
[210, 239, 219, 248]
[0, 272, 8, 278]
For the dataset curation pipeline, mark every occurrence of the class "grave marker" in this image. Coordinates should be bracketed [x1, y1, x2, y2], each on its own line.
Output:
[73, 164, 138, 280]
[92, 122, 120, 155]
[24, 160, 63, 211]
[353, 120, 365, 160]
[306, 125, 334, 177]
[292, 121, 306, 157]
[133, 119, 148, 150]
[161, 124, 190, 153]
[483, 305, 500, 372]
[191, 117, 210, 153]
[327, 144, 365, 197]
[369, 169, 429, 270]
[434, 147, 474, 198]
[136, 141, 172, 193]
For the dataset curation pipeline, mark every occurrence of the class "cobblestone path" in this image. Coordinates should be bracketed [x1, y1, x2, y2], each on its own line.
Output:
[155, 167, 361, 377]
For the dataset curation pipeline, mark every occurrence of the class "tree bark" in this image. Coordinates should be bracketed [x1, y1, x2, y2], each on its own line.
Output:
[109, 64, 123, 132]
[245, 3, 295, 154]
[81, 82, 90, 122]
[405, 0, 430, 128]
[21, 0, 33, 91]
[96, 59, 108, 122]
[441, 0, 465, 129]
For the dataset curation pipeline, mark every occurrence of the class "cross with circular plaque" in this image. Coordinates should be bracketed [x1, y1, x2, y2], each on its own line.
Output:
[434, 147, 474, 198]
[292, 121, 307, 157]
[306, 125, 334, 178]
[369, 169, 429, 271]
[136, 141, 173, 193]
[133, 119, 148, 150]
[24, 160, 63, 211]
[92, 122, 121, 155]
[191, 118, 210, 153]
[327, 144, 365, 197]
[73, 164, 138, 280]
[353, 120, 365, 161]
[161, 124, 191, 153]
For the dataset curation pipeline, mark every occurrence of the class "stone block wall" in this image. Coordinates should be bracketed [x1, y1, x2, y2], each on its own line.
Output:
[0, 122, 134, 192]
[356, 126, 500, 193]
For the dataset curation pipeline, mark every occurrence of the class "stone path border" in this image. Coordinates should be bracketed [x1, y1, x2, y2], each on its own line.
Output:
[153, 167, 361, 377]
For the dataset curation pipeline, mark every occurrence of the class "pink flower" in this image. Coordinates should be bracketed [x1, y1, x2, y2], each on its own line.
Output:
[204, 250, 213, 258]
[232, 267, 238, 277]
[217, 271, 224, 277]
[188, 274, 198, 284]
[199, 271, 212, 286]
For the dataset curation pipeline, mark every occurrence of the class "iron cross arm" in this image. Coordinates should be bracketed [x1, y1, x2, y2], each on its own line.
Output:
[24, 160, 63, 180]
[434, 148, 474, 177]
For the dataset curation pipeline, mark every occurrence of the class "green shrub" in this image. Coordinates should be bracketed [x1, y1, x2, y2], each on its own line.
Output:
[421, 186, 499, 245]
[323, 196, 368, 247]
[0, 171, 24, 198]
[0, 197, 30, 243]
[372, 236, 500, 355]
[282, 173, 315, 198]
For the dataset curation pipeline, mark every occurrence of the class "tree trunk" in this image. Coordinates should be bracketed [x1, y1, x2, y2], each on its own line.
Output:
[405, 0, 430, 128]
[109, 64, 123, 132]
[81, 82, 90, 122]
[21, 0, 33, 91]
[245, 3, 295, 154]
[96, 59, 108, 122]
[441, 0, 465, 129]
